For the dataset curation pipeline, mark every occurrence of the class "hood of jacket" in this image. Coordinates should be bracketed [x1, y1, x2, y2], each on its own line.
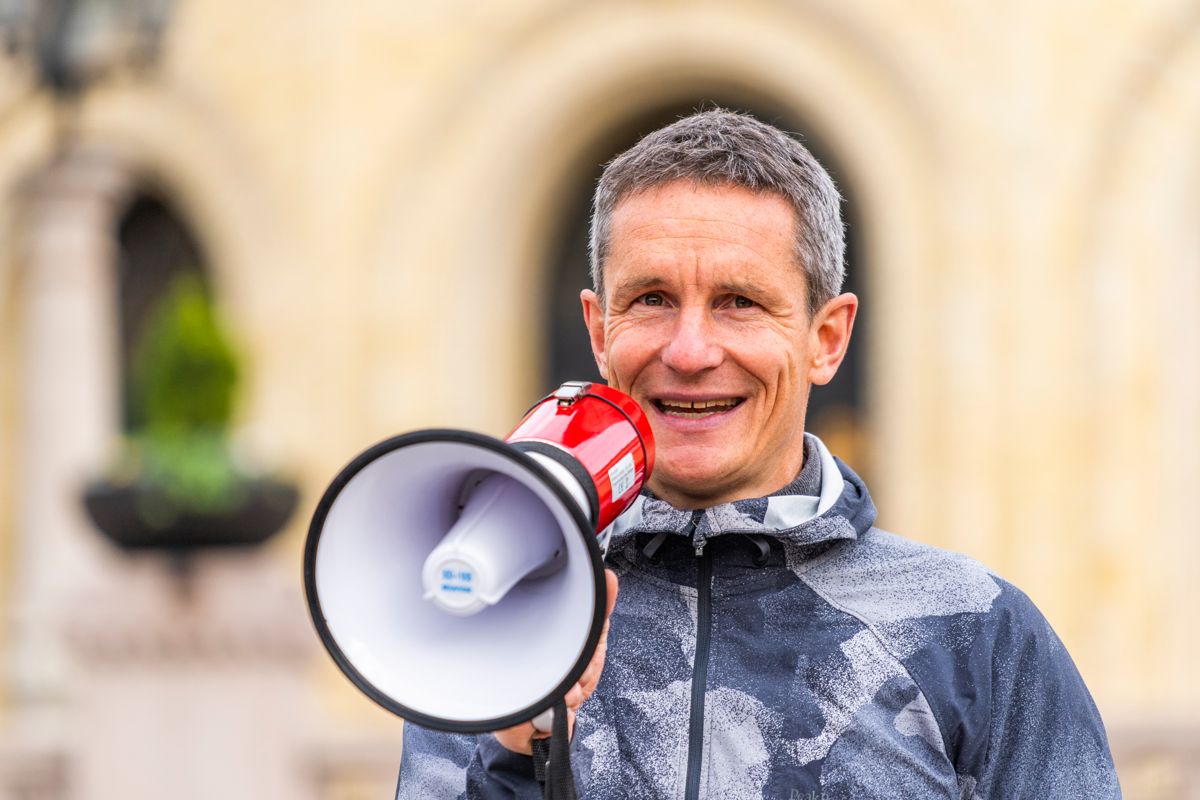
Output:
[607, 433, 876, 553]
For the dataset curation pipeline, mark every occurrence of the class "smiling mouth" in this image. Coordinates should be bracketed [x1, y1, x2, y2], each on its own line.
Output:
[652, 398, 745, 418]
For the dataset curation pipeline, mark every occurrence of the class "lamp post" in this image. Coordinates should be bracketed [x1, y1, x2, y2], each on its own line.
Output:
[0, 0, 179, 756]
[1, 0, 173, 96]
[2, 0, 173, 151]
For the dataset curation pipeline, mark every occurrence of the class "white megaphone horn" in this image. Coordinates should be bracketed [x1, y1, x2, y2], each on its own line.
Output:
[303, 381, 654, 733]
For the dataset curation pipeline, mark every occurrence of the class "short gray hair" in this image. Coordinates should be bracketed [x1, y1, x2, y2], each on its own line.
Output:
[588, 109, 845, 316]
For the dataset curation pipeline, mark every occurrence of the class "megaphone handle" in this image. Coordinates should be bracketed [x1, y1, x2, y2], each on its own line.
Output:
[530, 697, 578, 800]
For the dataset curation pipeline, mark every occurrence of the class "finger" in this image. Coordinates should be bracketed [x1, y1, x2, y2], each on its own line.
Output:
[493, 721, 537, 754]
[577, 625, 610, 694]
[579, 631, 606, 680]
[563, 683, 585, 710]
[604, 569, 619, 617]
[571, 571, 618, 696]
[577, 666, 600, 698]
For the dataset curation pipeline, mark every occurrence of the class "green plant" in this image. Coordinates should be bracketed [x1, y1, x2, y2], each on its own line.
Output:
[116, 273, 247, 515]
[132, 272, 239, 434]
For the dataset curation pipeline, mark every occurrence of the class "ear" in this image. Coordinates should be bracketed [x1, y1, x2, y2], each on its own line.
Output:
[580, 289, 610, 381]
[807, 293, 858, 386]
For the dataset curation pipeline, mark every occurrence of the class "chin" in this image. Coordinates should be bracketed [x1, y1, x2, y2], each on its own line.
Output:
[655, 462, 734, 502]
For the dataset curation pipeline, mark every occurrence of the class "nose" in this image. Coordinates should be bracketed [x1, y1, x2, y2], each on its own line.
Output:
[660, 307, 724, 375]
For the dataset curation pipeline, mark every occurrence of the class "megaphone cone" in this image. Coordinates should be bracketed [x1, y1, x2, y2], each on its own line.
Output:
[304, 383, 653, 733]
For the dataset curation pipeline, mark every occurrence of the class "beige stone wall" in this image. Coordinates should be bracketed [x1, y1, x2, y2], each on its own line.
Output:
[2, 0, 1199, 795]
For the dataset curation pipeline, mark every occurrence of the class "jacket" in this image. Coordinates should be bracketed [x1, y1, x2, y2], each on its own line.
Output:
[397, 435, 1121, 799]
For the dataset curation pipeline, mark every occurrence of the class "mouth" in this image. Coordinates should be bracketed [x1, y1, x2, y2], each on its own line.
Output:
[651, 397, 745, 419]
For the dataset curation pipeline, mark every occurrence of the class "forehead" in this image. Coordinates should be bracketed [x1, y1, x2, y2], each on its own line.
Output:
[606, 181, 801, 287]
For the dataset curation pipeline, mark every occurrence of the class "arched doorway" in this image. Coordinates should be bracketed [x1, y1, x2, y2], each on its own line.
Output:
[114, 190, 210, 432]
[543, 97, 867, 470]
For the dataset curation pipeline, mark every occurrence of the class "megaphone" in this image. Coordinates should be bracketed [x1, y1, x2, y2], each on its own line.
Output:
[304, 381, 654, 733]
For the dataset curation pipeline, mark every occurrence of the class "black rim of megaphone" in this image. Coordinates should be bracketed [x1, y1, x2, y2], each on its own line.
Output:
[303, 428, 607, 734]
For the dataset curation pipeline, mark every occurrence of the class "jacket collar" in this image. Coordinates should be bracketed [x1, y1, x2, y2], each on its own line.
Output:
[608, 434, 876, 551]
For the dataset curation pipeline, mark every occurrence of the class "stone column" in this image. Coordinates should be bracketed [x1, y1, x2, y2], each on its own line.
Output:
[9, 148, 129, 727]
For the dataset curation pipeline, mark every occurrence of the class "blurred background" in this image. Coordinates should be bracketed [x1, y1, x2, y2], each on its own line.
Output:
[0, 0, 1197, 797]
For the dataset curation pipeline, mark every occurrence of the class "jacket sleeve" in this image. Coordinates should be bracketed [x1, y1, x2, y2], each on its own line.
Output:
[396, 723, 543, 800]
[956, 581, 1122, 799]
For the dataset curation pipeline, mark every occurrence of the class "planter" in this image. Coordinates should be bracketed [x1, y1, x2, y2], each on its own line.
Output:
[82, 478, 298, 552]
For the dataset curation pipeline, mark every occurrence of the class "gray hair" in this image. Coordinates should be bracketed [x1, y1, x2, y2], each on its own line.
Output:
[588, 109, 845, 316]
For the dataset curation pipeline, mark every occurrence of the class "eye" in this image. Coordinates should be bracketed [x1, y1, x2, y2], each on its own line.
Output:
[732, 295, 755, 309]
[639, 292, 666, 307]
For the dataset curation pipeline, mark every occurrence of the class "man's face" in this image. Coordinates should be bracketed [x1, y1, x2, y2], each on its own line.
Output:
[581, 180, 854, 509]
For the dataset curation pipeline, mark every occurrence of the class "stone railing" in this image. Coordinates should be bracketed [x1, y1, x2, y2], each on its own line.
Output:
[0, 745, 67, 800]
[304, 737, 403, 800]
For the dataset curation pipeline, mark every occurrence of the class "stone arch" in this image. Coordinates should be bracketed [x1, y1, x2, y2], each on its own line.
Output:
[114, 189, 212, 431]
[367, 4, 942, 529]
[1074, 19, 1200, 713]
[70, 82, 284, 317]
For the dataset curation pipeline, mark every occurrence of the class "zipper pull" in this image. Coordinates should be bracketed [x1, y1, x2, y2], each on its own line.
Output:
[686, 510, 705, 558]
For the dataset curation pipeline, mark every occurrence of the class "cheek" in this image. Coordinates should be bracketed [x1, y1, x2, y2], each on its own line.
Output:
[727, 333, 805, 393]
[603, 322, 659, 386]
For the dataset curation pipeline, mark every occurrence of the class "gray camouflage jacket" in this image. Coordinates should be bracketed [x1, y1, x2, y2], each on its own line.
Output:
[397, 435, 1121, 799]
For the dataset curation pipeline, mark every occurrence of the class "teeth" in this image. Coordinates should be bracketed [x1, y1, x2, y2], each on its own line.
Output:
[658, 399, 739, 412]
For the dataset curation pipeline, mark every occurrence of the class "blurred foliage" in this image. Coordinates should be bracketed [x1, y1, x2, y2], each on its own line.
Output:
[107, 273, 247, 515]
[132, 272, 239, 433]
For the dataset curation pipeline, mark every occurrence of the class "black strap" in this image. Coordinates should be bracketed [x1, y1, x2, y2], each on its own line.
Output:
[747, 533, 772, 567]
[641, 531, 670, 563]
[531, 737, 549, 784]
[531, 698, 577, 800]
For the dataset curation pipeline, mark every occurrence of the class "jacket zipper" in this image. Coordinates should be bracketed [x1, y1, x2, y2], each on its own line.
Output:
[683, 510, 710, 800]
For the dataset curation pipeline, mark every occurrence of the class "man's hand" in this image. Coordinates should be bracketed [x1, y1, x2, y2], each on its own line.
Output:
[492, 569, 619, 755]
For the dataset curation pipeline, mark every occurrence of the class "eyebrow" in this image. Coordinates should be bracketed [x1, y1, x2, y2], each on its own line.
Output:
[713, 279, 769, 297]
[614, 275, 770, 297]
[613, 276, 666, 295]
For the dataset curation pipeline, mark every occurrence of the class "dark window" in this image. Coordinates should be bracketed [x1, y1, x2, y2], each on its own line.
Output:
[114, 191, 209, 431]
[544, 98, 868, 472]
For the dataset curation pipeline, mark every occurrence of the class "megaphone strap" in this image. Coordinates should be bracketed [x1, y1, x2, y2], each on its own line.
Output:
[531, 697, 578, 800]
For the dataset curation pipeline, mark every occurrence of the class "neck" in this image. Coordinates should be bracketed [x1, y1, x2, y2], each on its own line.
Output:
[649, 438, 814, 510]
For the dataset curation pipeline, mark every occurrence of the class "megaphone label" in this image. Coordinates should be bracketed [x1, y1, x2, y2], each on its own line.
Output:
[425, 553, 490, 614]
[608, 452, 637, 500]
[439, 564, 475, 594]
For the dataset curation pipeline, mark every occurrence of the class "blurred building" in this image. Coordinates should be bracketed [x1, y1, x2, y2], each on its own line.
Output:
[1, 0, 1198, 797]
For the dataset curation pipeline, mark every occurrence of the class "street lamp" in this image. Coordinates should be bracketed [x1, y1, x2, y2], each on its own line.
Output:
[0, 0, 173, 97]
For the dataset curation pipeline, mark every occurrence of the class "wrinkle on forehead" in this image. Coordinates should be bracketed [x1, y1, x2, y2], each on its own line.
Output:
[615, 234, 789, 276]
[609, 185, 798, 262]
[611, 179, 797, 226]
[614, 211, 796, 251]
[621, 215, 795, 240]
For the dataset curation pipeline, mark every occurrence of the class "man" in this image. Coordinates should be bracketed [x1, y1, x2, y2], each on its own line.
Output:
[397, 109, 1121, 798]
